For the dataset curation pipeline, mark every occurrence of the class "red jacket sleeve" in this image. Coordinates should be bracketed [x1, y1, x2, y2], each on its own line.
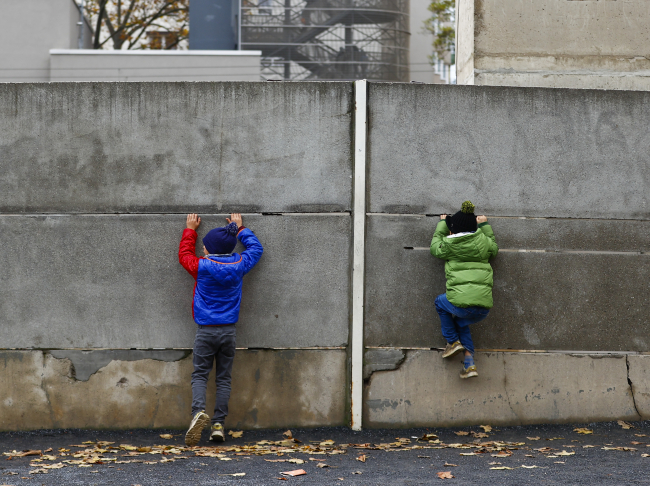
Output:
[178, 228, 200, 280]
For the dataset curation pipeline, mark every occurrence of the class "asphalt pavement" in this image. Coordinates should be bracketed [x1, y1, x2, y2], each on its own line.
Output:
[1, 421, 649, 485]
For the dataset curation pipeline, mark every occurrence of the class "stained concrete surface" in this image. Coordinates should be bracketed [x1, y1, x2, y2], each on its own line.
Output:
[0, 349, 347, 431]
[367, 83, 650, 219]
[0, 214, 350, 349]
[364, 216, 650, 350]
[0, 82, 353, 213]
[364, 351, 641, 428]
[1, 422, 650, 485]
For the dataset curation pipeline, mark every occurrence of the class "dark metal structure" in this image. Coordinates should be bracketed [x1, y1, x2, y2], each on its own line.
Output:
[240, 0, 409, 81]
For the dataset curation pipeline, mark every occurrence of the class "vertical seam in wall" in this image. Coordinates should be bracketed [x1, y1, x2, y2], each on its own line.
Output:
[350, 80, 368, 431]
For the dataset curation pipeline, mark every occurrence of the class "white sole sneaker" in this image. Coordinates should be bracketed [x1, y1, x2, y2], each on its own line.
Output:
[460, 365, 478, 379]
[185, 411, 210, 446]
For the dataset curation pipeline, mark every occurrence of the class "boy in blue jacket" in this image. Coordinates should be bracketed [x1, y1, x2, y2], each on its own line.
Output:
[179, 213, 263, 446]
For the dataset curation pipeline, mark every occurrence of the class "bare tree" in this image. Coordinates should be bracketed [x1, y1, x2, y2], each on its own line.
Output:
[84, 0, 189, 50]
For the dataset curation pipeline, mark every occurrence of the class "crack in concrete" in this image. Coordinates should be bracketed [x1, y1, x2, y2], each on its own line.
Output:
[501, 353, 519, 423]
[47, 350, 191, 382]
[363, 348, 406, 381]
[625, 355, 642, 420]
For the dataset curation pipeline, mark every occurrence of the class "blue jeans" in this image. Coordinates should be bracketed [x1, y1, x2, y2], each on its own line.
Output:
[435, 293, 489, 355]
[191, 325, 237, 424]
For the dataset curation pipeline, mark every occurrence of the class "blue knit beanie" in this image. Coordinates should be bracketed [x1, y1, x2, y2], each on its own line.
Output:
[203, 222, 238, 254]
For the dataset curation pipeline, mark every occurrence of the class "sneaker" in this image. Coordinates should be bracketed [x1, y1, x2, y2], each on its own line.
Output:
[185, 411, 210, 446]
[442, 341, 465, 359]
[209, 423, 226, 442]
[460, 364, 478, 379]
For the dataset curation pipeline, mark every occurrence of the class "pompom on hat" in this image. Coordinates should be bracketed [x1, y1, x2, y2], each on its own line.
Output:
[446, 200, 477, 234]
[203, 222, 239, 255]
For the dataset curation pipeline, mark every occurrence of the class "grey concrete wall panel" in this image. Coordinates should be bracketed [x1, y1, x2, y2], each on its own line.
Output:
[364, 350, 639, 428]
[0, 349, 347, 430]
[367, 83, 650, 219]
[0, 214, 350, 349]
[0, 82, 353, 213]
[365, 216, 650, 350]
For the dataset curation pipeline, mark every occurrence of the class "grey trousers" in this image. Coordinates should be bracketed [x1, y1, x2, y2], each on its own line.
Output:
[190, 324, 236, 424]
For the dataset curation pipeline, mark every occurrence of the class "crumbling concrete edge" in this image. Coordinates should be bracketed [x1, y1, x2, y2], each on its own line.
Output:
[626, 355, 642, 420]
[47, 349, 191, 381]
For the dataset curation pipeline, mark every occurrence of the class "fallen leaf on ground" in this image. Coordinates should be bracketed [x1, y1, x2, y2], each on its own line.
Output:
[10, 450, 42, 458]
[356, 455, 367, 462]
[491, 452, 512, 457]
[634, 434, 647, 437]
[317, 463, 329, 468]
[288, 459, 305, 464]
[583, 445, 595, 448]
[618, 421, 633, 429]
[555, 461, 565, 464]
[228, 431, 243, 438]
[454, 431, 470, 436]
[527, 437, 540, 441]
[43, 448, 52, 453]
[159, 434, 173, 440]
[521, 465, 540, 469]
[630, 441, 644, 445]
[641, 454, 649, 458]
[277, 478, 288, 481]
[444, 463, 458, 467]
[309, 458, 326, 462]
[525, 455, 535, 458]
[471, 432, 489, 438]
[418, 456, 431, 459]
[136, 447, 151, 453]
[490, 466, 514, 470]
[488, 462, 501, 465]
[546, 437, 564, 441]
[460, 453, 478, 456]
[436, 471, 454, 479]
[320, 440, 335, 446]
[283, 430, 293, 439]
[265, 459, 287, 463]
[573, 428, 593, 435]
[281, 469, 306, 477]
[419, 433, 439, 442]
[555, 451, 575, 456]
[352, 471, 363, 475]
[218, 473, 246, 477]
[480, 425, 492, 433]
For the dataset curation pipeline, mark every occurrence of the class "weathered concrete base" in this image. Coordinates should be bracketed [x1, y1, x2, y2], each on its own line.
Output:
[0, 349, 347, 431]
[364, 350, 644, 428]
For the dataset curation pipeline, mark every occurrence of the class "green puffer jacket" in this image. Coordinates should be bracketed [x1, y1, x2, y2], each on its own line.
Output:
[430, 221, 498, 309]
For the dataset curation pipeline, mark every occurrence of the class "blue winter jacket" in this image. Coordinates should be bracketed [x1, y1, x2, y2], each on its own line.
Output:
[179, 227, 263, 325]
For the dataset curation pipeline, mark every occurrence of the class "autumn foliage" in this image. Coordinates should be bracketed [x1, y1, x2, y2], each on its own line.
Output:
[84, 0, 189, 50]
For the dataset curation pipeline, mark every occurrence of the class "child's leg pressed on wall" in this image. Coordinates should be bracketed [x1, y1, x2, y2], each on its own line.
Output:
[435, 294, 461, 345]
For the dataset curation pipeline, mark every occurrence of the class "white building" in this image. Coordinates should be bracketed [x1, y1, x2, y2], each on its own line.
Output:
[0, 0, 261, 83]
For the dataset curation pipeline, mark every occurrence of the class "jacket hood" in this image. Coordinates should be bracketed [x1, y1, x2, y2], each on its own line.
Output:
[203, 256, 242, 287]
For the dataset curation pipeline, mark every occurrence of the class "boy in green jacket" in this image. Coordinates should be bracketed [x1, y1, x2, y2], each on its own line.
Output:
[430, 201, 498, 379]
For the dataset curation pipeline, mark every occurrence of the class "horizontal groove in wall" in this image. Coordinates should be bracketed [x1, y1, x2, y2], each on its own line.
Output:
[367, 213, 650, 222]
[403, 247, 646, 255]
[0, 212, 351, 217]
[0, 347, 347, 351]
[366, 346, 650, 355]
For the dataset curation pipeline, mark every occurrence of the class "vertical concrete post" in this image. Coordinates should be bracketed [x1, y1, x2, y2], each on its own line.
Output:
[351, 80, 367, 430]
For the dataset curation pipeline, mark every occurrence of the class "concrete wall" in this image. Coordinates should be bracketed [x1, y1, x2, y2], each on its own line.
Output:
[0, 0, 91, 82]
[50, 50, 262, 82]
[0, 81, 648, 431]
[456, 0, 650, 90]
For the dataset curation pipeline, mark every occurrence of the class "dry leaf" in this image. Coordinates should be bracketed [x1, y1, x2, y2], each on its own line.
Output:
[436, 471, 454, 479]
[419, 433, 439, 442]
[454, 431, 470, 436]
[488, 462, 501, 465]
[159, 434, 173, 439]
[583, 445, 595, 448]
[228, 430, 243, 438]
[11, 450, 42, 458]
[471, 432, 489, 438]
[480, 425, 492, 433]
[282, 430, 292, 439]
[460, 453, 478, 456]
[525, 455, 535, 458]
[320, 440, 335, 446]
[641, 454, 649, 457]
[356, 455, 367, 463]
[418, 456, 431, 459]
[218, 473, 246, 477]
[281, 469, 306, 477]
[521, 465, 540, 469]
[317, 463, 329, 468]
[555, 451, 575, 456]
[526, 437, 540, 441]
[630, 441, 644, 445]
[490, 466, 514, 470]
[617, 420, 634, 429]
[136, 447, 151, 453]
[573, 428, 593, 435]
[288, 459, 304, 464]
[309, 458, 326, 462]
[634, 434, 647, 437]
[444, 463, 458, 467]
[352, 471, 363, 475]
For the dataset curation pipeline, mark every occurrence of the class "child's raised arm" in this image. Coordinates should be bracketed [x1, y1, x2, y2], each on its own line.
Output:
[430, 215, 452, 260]
[228, 213, 263, 275]
[178, 213, 201, 279]
[477, 215, 498, 259]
